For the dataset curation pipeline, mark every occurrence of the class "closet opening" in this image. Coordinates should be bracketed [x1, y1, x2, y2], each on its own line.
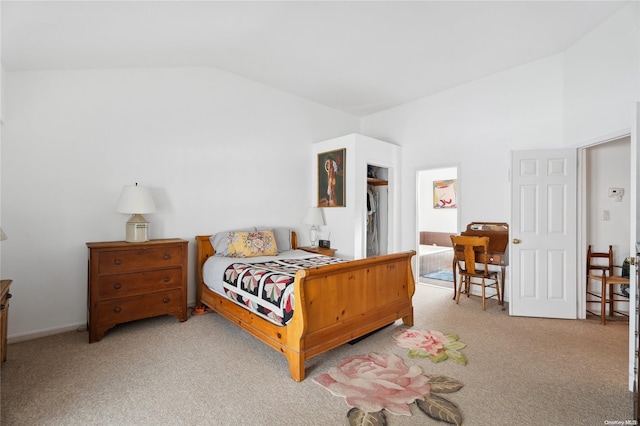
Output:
[366, 164, 388, 258]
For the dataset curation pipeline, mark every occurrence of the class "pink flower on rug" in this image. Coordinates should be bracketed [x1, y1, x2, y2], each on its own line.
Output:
[394, 329, 447, 356]
[313, 353, 430, 416]
[393, 329, 468, 365]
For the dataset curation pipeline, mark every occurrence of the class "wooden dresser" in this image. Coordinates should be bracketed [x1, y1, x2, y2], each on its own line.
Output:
[0, 279, 13, 362]
[87, 239, 188, 343]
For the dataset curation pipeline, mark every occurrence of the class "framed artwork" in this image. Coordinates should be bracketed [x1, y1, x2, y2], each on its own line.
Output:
[317, 148, 346, 207]
[433, 179, 457, 208]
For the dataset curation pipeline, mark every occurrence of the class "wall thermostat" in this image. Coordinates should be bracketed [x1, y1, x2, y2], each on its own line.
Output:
[608, 187, 624, 202]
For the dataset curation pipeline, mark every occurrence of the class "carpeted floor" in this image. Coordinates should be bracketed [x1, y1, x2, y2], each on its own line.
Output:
[1, 283, 635, 425]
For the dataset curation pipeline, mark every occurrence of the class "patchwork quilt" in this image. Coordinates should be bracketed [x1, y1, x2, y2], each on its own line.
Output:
[223, 256, 346, 325]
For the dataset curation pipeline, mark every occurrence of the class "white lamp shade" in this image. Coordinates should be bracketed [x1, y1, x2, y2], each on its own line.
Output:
[302, 207, 325, 227]
[115, 185, 157, 214]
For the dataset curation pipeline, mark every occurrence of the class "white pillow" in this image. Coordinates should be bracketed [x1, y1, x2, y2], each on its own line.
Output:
[257, 227, 292, 252]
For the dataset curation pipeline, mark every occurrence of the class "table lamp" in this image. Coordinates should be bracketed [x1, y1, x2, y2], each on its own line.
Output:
[302, 207, 325, 247]
[115, 183, 157, 242]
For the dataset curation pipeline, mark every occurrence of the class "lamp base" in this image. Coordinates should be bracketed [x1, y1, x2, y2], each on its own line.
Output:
[309, 227, 319, 247]
[125, 214, 150, 242]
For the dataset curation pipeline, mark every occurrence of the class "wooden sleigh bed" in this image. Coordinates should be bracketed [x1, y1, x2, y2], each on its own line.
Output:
[196, 231, 415, 382]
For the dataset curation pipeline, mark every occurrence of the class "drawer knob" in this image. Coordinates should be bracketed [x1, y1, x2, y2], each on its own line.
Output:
[114, 259, 122, 265]
[163, 277, 170, 283]
[7, 293, 12, 299]
[113, 283, 122, 290]
[164, 254, 171, 260]
[113, 306, 122, 313]
[163, 297, 170, 303]
[0, 304, 4, 311]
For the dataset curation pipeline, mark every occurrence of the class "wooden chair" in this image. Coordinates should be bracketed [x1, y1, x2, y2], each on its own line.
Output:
[586, 245, 630, 325]
[450, 235, 501, 310]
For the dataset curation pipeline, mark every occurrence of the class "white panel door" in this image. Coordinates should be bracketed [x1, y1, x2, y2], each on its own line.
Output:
[511, 149, 577, 318]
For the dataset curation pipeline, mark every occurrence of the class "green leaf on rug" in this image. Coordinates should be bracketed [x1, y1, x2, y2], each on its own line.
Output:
[416, 394, 463, 425]
[445, 349, 468, 366]
[425, 374, 464, 393]
[408, 348, 430, 358]
[445, 340, 466, 351]
[429, 351, 449, 363]
[347, 408, 387, 426]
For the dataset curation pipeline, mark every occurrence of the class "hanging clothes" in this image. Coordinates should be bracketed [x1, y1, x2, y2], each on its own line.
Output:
[367, 185, 379, 257]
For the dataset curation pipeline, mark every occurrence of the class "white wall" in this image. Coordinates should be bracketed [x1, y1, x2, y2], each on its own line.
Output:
[362, 54, 566, 253]
[564, 3, 639, 146]
[1, 67, 359, 340]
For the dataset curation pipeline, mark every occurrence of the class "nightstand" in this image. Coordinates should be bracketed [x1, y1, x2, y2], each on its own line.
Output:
[299, 246, 337, 256]
[0, 279, 13, 362]
[86, 239, 188, 343]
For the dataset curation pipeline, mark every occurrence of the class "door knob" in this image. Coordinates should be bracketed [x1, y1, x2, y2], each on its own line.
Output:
[513, 239, 521, 244]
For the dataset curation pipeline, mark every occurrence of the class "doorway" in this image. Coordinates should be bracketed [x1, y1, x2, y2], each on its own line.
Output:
[416, 166, 459, 289]
[581, 136, 631, 318]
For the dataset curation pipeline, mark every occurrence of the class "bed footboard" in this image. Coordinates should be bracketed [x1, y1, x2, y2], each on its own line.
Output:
[287, 252, 416, 376]
[196, 235, 415, 381]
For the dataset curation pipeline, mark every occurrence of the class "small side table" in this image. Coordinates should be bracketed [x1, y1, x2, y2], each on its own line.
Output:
[299, 246, 337, 256]
[1, 279, 13, 362]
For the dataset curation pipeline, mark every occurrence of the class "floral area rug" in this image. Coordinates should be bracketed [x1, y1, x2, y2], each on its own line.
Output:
[313, 329, 467, 425]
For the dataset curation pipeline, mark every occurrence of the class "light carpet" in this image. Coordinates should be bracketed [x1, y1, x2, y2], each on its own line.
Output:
[1, 284, 634, 425]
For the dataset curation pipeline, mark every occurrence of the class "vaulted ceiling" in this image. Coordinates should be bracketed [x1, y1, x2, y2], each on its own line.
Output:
[1, 1, 629, 116]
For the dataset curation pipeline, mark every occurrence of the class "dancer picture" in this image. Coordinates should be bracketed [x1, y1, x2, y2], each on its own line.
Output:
[317, 149, 345, 207]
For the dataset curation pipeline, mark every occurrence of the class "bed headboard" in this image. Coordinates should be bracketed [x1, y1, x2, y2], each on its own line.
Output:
[420, 231, 455, 247]
[196, 231, 299, 263]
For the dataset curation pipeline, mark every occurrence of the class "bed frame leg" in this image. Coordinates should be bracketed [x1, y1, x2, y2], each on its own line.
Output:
[287, 352, 305, 382]
[402, 312, 414, 327]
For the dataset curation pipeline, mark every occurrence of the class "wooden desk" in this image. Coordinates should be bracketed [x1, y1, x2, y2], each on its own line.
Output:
[452, 222, 509, 302]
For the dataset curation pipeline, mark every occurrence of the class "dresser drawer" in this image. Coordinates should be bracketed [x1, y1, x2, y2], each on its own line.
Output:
[97, 268, 182, 300]
[96, 289, 183, 325]
[98, 245, 183, 274]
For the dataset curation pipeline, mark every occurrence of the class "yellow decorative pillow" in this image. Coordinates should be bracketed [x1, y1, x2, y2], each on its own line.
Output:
[226, 230, 278, 258]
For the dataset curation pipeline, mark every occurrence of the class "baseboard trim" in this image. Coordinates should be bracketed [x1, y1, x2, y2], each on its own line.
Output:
[8, 303, 199, 344]
[8, 322, 86, 344]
